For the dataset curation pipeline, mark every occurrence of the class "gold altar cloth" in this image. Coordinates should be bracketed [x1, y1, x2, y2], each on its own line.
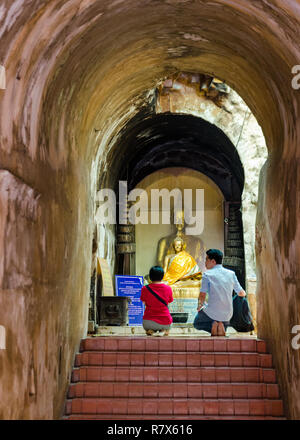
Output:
[163, 250, 200, 285]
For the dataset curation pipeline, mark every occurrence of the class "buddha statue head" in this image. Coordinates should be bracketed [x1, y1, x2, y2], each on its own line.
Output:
[172, 237, 186, 253]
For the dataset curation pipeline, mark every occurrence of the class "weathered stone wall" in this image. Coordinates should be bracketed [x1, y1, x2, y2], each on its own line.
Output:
[0, 0, 299, 419]
[0, 167, 92, 419]
[156, 79, 268, 281]
[256, 158, 300, 419]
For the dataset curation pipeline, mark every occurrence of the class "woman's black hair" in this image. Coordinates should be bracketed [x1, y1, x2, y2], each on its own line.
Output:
[149, 266, 165, 282]
[206, 249, 223, 264]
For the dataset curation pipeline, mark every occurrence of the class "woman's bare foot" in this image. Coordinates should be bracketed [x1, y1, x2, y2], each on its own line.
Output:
[163, 330, 169, 337]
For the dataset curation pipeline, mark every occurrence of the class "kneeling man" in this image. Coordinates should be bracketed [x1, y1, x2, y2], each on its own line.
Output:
[194, 249, 246, 336]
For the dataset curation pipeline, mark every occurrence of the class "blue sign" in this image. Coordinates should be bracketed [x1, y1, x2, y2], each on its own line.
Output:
[115, 275, 144, 326]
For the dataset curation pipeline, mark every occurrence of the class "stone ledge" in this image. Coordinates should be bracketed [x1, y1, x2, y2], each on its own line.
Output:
[93, 325, 256, 338]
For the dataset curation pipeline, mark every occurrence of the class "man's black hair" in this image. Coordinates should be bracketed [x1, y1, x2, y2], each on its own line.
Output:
[206, 249, 223, 264]
[149, 266, 164, 282]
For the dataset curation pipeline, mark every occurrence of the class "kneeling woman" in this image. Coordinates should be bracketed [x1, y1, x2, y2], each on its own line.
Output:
[140, 266, 174, 336]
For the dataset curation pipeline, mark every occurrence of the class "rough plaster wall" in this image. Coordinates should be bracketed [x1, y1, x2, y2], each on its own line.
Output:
[157, 85, 268, 279]
[97, 224, 116, 275]
[0, 167, 92, 419]
[0, 0, 299, 419]
[239, 111, 268, 279]
[256, 159, 300, 419]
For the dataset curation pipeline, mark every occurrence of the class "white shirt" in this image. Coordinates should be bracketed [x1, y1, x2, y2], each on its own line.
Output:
[201, 264, 243, 322]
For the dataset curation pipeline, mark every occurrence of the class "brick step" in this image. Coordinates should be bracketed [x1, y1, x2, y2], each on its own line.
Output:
[71, 366, 277, 383]
[66, 414, 285, 420]
[68, 381, 280, 399]
[79, 338, 267, 353]
[65, 397, 284, 417]
[75, 351, 272, 368]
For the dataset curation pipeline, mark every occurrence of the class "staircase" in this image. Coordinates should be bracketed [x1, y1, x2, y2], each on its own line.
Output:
[64, 337, 285, 420]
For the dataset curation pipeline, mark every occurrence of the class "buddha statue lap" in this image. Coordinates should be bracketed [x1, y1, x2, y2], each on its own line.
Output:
[163, 237, 202, 295]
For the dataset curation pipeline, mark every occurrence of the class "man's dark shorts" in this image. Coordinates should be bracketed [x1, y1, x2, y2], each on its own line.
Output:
[193, 310, 230, 333]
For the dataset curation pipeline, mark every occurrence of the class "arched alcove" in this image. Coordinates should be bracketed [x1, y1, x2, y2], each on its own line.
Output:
[133, 168, 225, 277]
[109, 114, 246, 289]
[0, 0, 299, 419]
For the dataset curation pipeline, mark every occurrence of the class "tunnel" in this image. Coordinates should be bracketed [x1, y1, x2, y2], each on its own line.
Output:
[0, 0, 299, 419]
[109, 112, 246, 287]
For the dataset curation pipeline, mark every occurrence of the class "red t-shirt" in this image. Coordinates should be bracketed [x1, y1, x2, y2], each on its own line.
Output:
[140, 283, 174, 325]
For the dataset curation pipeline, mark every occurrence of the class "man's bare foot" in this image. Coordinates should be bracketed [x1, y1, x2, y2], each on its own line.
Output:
[146, 329, 154, 336]
[217, 322, 226, 336]
[163, 330, 169, 337]
[211, 321, 218, 336]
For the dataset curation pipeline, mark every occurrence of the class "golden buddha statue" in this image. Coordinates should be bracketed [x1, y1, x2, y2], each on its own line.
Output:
[157, 210, 206, 272]
[163, 237, 202, 285]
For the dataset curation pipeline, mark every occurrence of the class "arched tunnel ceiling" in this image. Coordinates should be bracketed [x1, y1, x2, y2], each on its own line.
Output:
[112, 112, 244, 201]
[0, 0, 300, 421]
[2, 0, 299, 180]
